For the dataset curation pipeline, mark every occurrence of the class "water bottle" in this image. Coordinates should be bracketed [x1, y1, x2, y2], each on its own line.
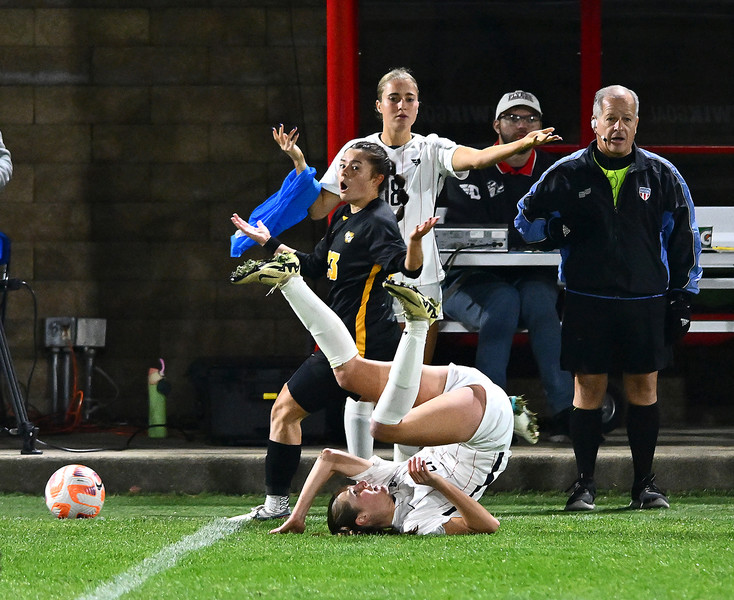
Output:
[148, 359, 168, 438]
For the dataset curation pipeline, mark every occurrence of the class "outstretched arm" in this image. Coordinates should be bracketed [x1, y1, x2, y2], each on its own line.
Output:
[451, 128, 562, 171]
[273, 124, 343, 220]
[230, 214, 296, 255]
[404, 217, 440, 272]
[407, 457, 499, 535]
[270, 449, 372, 534]
[273, 124, 308, 174]
[308, 188, 342, 220]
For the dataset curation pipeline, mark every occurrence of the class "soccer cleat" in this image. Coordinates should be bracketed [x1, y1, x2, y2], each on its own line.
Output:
[565, 479, 596, 511]
[230, 252, 300, 286]
[383, 279, 440, 324]
[229, 258, 266, 285]
[629, 474, 670, 510]
[510, 395, 539, 444]
[228, 502, 291, 523]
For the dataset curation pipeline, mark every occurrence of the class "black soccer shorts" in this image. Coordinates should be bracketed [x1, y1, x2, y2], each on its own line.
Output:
[561, 292, 671, 374]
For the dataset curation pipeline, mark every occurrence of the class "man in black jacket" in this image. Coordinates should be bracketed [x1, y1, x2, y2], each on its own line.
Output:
[516, 85, 702, 511]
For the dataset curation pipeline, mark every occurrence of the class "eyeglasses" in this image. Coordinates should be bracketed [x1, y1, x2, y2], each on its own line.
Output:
[500, 114, 541, 124]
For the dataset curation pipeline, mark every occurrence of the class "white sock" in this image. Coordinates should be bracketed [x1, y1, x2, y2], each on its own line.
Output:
[280, 277, 358, 368]
[372, 319, 428, 425]
[264, 494, 289, 513]
[344, 397, 374, 458]
[394, 444, 420, 461]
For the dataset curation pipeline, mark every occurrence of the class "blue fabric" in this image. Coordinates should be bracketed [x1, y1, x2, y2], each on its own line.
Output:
[230, 166, 320, 257]
[0, 231, 9, 265]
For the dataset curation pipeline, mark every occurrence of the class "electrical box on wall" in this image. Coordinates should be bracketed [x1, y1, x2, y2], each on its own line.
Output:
[76, 318, 106, 348]
[44, 317, 77, 348]
[43, 317, 107, 348]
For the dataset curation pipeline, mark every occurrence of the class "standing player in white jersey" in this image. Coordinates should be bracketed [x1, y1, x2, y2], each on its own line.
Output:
[307, 67, 559, 460]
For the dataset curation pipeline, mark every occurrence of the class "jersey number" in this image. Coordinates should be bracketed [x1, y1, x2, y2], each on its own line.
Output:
[327, 250, 340, 281]
[388, 177, 403, 208]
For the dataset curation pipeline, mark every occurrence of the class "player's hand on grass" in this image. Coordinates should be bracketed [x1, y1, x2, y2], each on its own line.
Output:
[269, 515, 306, 534]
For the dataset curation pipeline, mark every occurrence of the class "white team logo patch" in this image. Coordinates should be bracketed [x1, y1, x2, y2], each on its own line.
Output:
[459, 183, 481, 200]
[487, 181, 504, 198]
[579, 188, 592, 198]
[639, 187, 651, 201]
[344, 231, 355, 243]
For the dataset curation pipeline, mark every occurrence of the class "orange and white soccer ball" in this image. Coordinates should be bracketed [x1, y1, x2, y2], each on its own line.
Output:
[44, 464, 105, 519]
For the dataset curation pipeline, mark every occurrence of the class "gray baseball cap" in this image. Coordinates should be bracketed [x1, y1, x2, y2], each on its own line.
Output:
[495, 90, 542, 120]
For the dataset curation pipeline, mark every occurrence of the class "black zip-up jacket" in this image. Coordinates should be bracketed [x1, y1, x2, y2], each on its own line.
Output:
[515, 142, 702, 298]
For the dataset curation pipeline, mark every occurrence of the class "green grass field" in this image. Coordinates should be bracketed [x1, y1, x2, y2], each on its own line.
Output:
[1, 491, 733, 600]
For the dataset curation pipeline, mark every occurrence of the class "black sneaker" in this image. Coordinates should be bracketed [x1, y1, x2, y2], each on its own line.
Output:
[565, 479, 596, 511]
[629, 474, 669, 509]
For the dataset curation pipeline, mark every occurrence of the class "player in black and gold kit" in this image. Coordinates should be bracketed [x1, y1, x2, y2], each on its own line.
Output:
[230, 134, 438, 520]
[298, 189, 411, 359]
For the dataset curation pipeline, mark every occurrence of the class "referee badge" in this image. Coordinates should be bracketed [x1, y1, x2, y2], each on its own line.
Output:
[344, 231, 355, 243]
[639, 187, 651, 201]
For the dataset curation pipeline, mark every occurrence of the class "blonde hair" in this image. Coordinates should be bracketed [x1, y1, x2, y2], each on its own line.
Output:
[375, 68, 419, 122]
[376, 67, 419, 101]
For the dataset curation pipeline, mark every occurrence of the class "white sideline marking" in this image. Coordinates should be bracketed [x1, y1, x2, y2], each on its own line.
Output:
[76, 519, 241, 600]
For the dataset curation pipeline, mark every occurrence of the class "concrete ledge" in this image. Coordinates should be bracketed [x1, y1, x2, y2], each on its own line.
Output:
[2, 429, 733, 496]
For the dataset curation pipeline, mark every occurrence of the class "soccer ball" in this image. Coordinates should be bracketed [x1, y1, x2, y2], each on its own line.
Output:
[44, 464, 105, 519]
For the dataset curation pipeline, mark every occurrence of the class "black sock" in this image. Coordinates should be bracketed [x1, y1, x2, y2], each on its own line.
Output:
[265, 440, 301, 496]
[626, 403, 660, 485]
[569, 407, 603, 482]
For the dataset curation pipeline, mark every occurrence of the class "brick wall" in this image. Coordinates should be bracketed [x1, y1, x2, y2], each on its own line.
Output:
[0, 2, 327, 428]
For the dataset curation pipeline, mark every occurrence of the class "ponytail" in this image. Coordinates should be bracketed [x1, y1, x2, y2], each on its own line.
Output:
[392, 169, 409, 223]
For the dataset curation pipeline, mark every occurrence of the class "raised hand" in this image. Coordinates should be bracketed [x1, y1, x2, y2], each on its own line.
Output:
[409, 217, 440, 242]
[231, 214, 271, 245]
[272, 124, 307, 173]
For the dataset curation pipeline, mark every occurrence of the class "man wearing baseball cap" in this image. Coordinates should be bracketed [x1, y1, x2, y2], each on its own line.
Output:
[494, 90, 543, 121]
[439, 90, 573, 443]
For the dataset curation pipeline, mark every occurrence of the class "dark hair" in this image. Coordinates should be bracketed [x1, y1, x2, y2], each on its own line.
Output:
[326, 487, 401, 536]
[347, 141, 409, 222]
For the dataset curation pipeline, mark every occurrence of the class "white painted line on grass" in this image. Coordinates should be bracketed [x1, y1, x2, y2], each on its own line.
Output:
[76, 518, 241, 600]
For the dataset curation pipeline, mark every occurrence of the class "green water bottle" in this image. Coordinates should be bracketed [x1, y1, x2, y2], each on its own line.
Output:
[148, 363, 168, 438]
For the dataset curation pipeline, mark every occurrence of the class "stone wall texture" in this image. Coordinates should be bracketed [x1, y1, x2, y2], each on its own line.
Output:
[0, 1, 328, 429]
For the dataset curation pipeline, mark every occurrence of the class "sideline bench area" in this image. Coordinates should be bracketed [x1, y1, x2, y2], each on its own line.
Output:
[437, 246, 734, 336]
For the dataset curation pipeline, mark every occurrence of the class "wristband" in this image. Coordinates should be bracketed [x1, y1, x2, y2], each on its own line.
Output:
[263, 236, 283, 254]
[402, 266, 423, 279]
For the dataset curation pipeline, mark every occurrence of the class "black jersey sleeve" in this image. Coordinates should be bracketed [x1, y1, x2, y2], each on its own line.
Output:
[296, 235, 329, 280]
